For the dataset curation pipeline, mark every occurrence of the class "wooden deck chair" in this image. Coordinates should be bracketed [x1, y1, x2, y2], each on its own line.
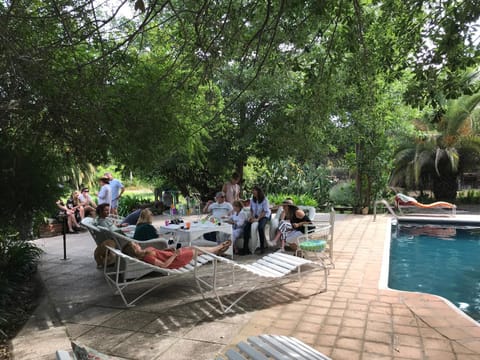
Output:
[103, 245, 215, 307]
[215, 334, 332, 360]
[195, 251, 328, 314]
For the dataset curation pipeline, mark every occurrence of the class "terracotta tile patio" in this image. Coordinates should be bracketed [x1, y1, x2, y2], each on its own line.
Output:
[224, 214, 480, 360]
[11, 213, 480, 359]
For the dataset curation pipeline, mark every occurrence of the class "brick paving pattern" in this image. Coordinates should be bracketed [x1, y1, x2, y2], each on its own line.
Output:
[10, 213, 480, 359]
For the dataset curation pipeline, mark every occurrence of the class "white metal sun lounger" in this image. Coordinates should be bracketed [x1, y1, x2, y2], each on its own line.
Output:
[196, 251, 328, 314]
[96, 226, 172, 280]
[101, 226, 170, 250]
[216, 334, 332, 360]
[103, 245, 215, 307]
[103, 246, 328, 311]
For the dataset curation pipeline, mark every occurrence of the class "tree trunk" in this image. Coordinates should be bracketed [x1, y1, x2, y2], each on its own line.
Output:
[13, 210, 34, 240]
[235, 159, 246, 198]
[432, 173, 458, 202]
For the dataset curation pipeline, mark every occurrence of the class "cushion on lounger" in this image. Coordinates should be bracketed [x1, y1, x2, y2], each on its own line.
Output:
[299, 240, 326, 252]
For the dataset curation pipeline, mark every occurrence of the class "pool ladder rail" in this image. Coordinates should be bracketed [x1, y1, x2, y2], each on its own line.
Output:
[373, 199, 398, 223]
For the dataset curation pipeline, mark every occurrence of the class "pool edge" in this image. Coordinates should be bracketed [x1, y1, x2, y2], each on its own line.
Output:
[378, 216, 480, 327]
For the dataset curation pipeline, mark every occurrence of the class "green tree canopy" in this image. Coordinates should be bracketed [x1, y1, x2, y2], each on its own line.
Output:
[1, 0, 479, 234]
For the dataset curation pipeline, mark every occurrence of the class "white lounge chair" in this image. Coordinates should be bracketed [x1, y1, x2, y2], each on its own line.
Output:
[100, 226, 170, 250]
[103, 245, 215, 307]
[98, 227, 172, 280]
[56, 341, 110, 360]
[103, 246, 328, 312]
[395, 193, 457, 216]
[216, 334, 332, 360]
[196, 251, 328, 314]
[80, 217, 109, 246]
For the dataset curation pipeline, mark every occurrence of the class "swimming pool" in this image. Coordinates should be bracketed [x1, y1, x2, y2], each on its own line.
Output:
[388, 222, 480, 322]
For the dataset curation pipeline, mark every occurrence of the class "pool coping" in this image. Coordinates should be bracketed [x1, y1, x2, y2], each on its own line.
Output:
[396, 214, 480, 225]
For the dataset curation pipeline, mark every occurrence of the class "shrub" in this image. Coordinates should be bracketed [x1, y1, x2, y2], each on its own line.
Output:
[0, 232, 43, 338]
[248, 158, 334, 206]
[458, 189, 480, 204]
[118, 194, 155, 216]
[268, 193, 317, 207]
[329, 181, 355, 207]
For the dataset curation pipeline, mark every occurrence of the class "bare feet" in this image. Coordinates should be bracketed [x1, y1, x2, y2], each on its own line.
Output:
[218, 240, 232, 254]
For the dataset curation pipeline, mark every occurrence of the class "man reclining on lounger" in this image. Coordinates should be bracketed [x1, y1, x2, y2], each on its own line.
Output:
[122, 241, 231, 269]
[395, 193, 455, 209]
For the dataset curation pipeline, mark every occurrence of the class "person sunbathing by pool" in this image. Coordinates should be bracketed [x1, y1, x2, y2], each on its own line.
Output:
[122, 240, 231, 269]
[395, 193, 456, 209]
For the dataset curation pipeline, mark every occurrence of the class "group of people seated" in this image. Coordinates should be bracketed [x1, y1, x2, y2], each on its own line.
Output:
[93, 202, 232, 270]
[56, 173, 125, 234]
[67, 171, 315, 270]
[56, 187, 97, 233]
[202, 181, 315, 255]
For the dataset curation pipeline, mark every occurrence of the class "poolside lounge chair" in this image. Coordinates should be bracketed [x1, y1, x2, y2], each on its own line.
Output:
[99, 226, 170, 250]
[103, 245, 215, 307]
[395, 193, 456, 216]
[98, 226, 171, 280]
[56, 341, 109, 360]
[215, 334, 332, 360]
[103, 246, 328, 312]
[197, 251, 328, 314]
[80, 217, 109, 246]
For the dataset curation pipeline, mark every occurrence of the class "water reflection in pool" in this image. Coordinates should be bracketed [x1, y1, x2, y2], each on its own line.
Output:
[389, 223, 480, 322]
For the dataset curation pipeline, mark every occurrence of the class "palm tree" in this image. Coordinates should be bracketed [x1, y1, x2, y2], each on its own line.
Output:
[390, 91, 480, 202]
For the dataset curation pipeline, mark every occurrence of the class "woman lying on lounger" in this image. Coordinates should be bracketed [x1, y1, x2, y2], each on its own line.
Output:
[122, 240, 231, 269]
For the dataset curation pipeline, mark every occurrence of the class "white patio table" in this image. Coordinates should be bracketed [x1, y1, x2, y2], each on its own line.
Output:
[159, 221, 233, 257]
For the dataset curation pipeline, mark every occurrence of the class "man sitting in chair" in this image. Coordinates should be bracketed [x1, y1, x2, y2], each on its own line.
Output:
[202, 191, 233, 242]
[95, 203, 129, 231]
[122, 240, 231, 269]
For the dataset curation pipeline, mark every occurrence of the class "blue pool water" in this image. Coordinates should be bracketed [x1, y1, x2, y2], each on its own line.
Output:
[389, 223, 480, 321]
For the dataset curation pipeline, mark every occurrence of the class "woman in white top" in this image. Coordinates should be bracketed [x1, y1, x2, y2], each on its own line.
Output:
[97, 177, 111, 206]
[241, 185, 271, 255]
[224, 200, 246, 254]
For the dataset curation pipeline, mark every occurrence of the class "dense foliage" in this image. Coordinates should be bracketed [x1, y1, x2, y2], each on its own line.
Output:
[1, 0, 479, 235]
[391, 91, 480, 201]
[0, 233, 42, 337]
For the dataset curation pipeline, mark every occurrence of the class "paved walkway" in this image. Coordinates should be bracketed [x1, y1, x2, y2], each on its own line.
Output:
[10, 213, 480, 359]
